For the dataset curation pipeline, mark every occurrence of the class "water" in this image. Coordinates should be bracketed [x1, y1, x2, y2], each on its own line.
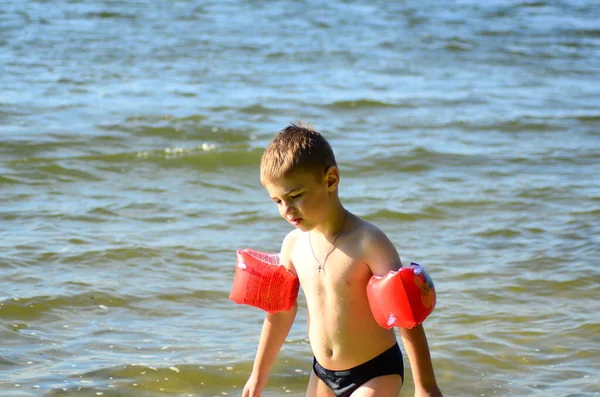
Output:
[1, 0, 599, 396]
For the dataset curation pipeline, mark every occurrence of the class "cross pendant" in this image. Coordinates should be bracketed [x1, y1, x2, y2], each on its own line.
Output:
[318, 265, 322, 273]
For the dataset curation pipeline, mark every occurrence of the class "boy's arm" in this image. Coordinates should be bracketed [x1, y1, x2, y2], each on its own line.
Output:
[364, 227, 442, 397]
[243, 231, 299, 397]
[400, 325, 443, 397]
[246, 304, 298, 390]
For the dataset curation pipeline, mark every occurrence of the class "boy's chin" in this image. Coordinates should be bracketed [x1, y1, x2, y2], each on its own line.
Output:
[292, 220, 311, 232]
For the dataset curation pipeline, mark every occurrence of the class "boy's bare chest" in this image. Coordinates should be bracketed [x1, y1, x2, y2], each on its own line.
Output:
[292, 236, 369, 293]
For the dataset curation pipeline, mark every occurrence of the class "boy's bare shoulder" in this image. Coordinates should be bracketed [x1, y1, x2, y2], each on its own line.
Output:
[353, 216, 402, 275]
[282, 228, 301, 249]
[353, 216, 392, 244]
[280, 229, 301, 275]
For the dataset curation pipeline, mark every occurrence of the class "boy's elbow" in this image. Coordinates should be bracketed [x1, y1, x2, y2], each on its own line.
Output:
[287, 302, 299, 317]
[267, 303, 298, 322]
[400, 323, 430, 348]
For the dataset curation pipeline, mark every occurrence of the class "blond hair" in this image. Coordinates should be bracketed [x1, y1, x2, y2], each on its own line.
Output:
[260, 122, 337, 184]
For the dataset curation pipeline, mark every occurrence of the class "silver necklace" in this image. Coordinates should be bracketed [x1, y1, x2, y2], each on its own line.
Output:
[309, 210, 348, 273]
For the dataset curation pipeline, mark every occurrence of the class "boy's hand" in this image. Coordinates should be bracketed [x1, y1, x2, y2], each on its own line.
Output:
[242, 372, 268, 397]
[415, 384, 443, 397]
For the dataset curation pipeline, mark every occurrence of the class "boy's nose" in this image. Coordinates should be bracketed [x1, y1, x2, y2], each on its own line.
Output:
[282, 202, 295, 216]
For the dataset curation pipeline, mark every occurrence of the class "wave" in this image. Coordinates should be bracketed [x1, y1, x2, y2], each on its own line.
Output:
[233, 103, 282, 115]
[569, 28, 600, 38]
[434, 198, 496, 209]
[474, 227, 521, 238]
[556, 113, 600, 123]
[0, 136, 94, 161]
[392, 110, 600, 132]
[388, 110, 600, 133]
[0, 175, 22, 184]
[347, 159, 433, 174]
[2, 145, 264, 185]
[155, 289, 229, 303]
[5, 161, 105, 184]
[325, 99, 403, 109]
[426, 118, 559, 133]
[99, 116, 252, 143]
[84, 12, 136, 20]
[571, 208, 600, 217]
[347, 146, 489, 174]
[0, 292, 134, 321]
[133, 146, 263, 169]
[365, 207, 446, 222]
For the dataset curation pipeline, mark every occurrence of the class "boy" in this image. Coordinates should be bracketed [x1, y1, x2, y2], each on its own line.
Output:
[242, 123, 443, 397]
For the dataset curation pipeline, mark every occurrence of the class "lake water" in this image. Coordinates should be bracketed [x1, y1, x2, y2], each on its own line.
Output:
[1, 0, 599, 396]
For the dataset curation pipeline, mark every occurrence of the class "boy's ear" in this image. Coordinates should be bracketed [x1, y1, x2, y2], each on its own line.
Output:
[325, 166, 340, 192]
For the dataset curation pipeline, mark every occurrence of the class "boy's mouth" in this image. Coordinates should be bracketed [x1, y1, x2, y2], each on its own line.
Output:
[288, 217, 302, 226]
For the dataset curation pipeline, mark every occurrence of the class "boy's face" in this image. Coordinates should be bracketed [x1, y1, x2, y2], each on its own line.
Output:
[263, 169, 333, 232]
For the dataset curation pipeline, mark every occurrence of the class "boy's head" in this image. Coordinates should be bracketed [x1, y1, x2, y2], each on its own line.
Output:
[260, 122, 337, 185]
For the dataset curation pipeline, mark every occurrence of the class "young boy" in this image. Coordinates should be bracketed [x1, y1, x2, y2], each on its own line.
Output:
[242, 123, 443, 397]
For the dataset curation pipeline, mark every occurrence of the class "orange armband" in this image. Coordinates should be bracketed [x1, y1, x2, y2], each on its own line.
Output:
[367, 263, 436, 329]
[229, 249, 300, 313]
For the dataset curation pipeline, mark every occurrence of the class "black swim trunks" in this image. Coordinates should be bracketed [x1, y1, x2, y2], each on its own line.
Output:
[312, 343, 404, 397]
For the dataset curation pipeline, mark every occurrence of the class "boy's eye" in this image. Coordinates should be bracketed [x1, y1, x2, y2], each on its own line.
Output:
[290, 192, 303, 199]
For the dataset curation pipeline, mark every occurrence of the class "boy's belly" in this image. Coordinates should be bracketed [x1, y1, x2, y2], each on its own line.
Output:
[307, 299, 397, 370]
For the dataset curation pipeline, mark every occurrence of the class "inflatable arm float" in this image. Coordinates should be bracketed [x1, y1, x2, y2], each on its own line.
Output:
[367, 263, 436, 329]
[228, 249, 299, 313]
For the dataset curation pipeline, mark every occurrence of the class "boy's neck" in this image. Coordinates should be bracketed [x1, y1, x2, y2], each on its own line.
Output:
[311, 204, 348, 239]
